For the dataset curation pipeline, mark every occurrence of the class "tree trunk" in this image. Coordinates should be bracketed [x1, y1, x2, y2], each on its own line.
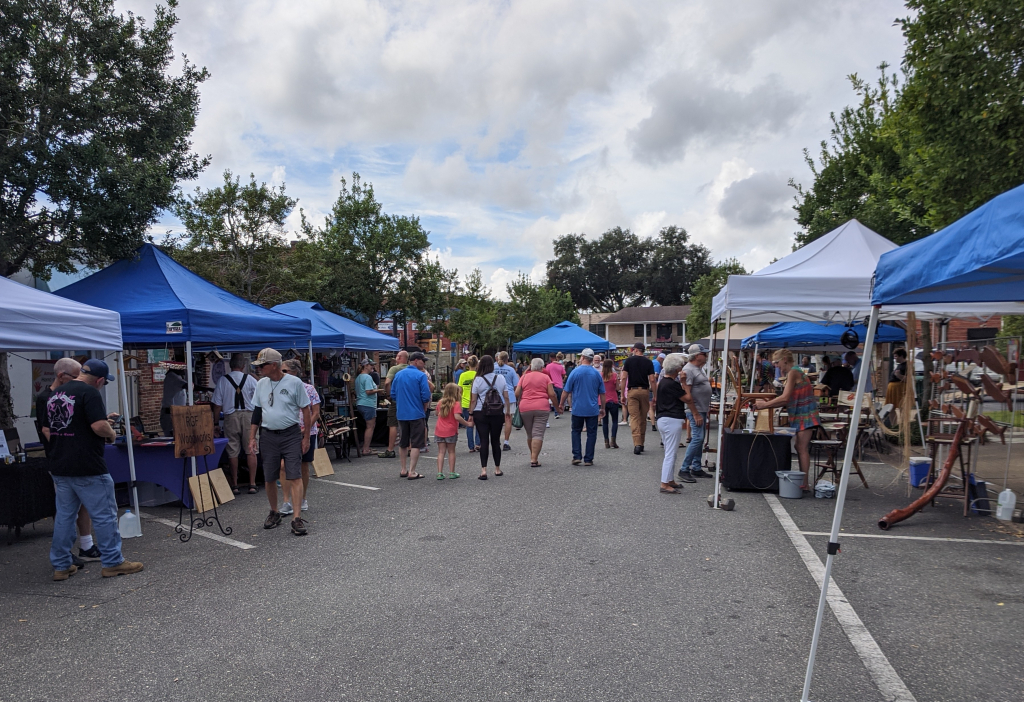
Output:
[0, 353, 15, 430]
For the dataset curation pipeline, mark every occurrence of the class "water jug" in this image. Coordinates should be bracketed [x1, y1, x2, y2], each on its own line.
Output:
[995, 489, 1017, 521]
[119, 509, 142, 538]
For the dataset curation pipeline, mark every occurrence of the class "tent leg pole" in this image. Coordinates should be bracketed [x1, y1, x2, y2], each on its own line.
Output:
[308, 340, 314, 377]
[801, 305, 879, 702]
[750, 344, 758, 393]
[713, 311, 731, 510]
[186, 340, 196, 478]
[117, 352, 141, 533]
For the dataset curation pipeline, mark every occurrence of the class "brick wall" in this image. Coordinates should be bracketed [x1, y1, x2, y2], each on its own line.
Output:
[914, 317, 1002, 345]
[138, 363, 163, 432]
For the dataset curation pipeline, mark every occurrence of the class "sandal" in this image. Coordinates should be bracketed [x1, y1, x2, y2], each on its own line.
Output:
[232, 486, 241, 495]
[400, 472, 409, 478]
[408, 473, 425, 480]
[436, 473, 445, 480]
[494, 469, 504, 476]
[530, 462, 539, 467]
[478, 474, 488, 480]
[248, 485, 259, 495]
[448, 472, 460, 479]
[660, 486, 680, 494]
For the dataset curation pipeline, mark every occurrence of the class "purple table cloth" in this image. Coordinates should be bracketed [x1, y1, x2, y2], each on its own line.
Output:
[105, 438, 229, 508]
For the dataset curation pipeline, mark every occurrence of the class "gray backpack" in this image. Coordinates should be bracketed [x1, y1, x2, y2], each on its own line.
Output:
[482, 376, 505, 416]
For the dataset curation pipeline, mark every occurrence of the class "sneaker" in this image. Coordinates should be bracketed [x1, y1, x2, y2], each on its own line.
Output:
[377, 450, 396, 458]
[291, 518, 308, 536]
[101, 560, 144, 578]
[71, 553, 85, 569]
[280, 501, 294, 515]
[546, 421, 550, 428]
[503, 443, 511, 451]
[263, 511, 282, 529]
[690, 469, 712, 478]
[276, 480, 281, 487]
[448, 472, 460, 479]
[53, 565, 78, 581]
[572, 459, 582, 465]
[79, 545, 101, 561]
[583, 461, 594, 466]
[300, 499, 308, 511]
[677, 471, 697, 484]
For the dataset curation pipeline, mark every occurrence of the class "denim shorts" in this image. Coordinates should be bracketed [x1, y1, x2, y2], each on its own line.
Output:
[434, 434, 458, 444]
[357, 405, 377, 422]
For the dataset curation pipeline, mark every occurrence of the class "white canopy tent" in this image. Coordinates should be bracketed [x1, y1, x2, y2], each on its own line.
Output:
[706, 219, 1022, 701]
[0, 276, 142, 528]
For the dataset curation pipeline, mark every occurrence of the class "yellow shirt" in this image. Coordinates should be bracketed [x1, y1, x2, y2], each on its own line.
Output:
[458, 370, 477, 409]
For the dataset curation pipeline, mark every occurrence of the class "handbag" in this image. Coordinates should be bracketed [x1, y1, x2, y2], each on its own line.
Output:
[512, 406, 523, 429]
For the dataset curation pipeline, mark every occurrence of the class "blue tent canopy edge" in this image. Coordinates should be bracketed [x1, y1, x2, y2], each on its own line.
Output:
[741, 321, 905, 349]
[513, 321, 616, 354]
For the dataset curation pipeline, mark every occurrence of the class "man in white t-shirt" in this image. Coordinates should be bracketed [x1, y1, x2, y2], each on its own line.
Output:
[248, 348, 311, 536]
[211, 353, 258, 495]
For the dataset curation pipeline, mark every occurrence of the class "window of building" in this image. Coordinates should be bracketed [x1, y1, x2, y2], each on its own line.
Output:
[676, 323, 684, 337]
[656, 323, 672, 342]
[589, 324, 606, 337]
[633, 324, 644, 337]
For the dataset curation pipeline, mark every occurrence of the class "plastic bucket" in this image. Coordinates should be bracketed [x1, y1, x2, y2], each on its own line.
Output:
[776, 471, 805, 499]
[908, 457, 931, 487]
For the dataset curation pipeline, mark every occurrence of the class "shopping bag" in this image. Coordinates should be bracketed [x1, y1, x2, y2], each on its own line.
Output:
[512, 407, 523, 429]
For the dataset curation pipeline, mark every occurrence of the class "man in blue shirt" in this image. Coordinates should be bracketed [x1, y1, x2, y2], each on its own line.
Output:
[391, 351, 432, 480]
[494, 351, 520, 451]
[558, 348, 606, 466]
[844, 351, 873, 393]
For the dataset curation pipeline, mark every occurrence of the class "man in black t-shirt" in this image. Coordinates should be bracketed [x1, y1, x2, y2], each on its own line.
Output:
[618, 342, 657, 454]
[36, 358, 98, 566]
[48, 358, 144, 582]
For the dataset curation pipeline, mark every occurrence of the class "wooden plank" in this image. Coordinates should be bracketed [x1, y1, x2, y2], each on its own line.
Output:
[312, 447, 335, 477]
[207, 467, 235, 504]
[188, 474, 217, 513]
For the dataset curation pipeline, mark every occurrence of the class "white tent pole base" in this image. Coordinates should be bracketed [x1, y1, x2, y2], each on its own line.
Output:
[116, 351, 142, 534]
[712, 311, 732, 510]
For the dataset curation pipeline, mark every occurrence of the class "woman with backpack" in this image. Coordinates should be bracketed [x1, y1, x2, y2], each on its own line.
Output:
[469, 355, 510, 479]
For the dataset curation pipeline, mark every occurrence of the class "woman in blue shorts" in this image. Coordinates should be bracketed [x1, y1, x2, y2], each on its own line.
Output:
[355, 360, 385, 455]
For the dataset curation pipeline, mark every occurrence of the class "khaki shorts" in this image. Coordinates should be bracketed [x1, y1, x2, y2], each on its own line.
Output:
[223, 410, 253, 458]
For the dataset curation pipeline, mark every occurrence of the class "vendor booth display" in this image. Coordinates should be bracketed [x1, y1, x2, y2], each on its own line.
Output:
[56, 244, 313, 540]
[0, 276, 143, 532]
[513, 321, 616, 354]
[796, 186, 1024, 702]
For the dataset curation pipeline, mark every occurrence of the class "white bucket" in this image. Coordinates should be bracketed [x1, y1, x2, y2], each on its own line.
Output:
[776, 471, 805, 499]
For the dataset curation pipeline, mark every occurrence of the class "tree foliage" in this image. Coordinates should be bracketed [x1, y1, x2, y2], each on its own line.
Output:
[645, 226, 714, 305]
[294, 173, 433, 325]
[170, 171, 296, 305]
[686, 259, 749, 340]
[793, 0, 1024, 246]
[0, 0, 208, 277]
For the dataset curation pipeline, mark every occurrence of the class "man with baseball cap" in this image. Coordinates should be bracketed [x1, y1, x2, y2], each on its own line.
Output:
[619, 342, 657, 454]
[248, 348, 311, 535]
[391, 351, 432, 479]
[679, 344, 713, 480]
[558, 348, 605, 466]
[48, 358, 144, 581]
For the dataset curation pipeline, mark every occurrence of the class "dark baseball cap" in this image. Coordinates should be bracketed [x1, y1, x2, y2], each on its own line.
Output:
[632, 342, 646, 351]
[82, 358, 115, 382]
[409, 351, 427, 363]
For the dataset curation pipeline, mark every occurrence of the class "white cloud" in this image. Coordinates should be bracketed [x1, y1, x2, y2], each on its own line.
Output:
[119, 0, 907, 286]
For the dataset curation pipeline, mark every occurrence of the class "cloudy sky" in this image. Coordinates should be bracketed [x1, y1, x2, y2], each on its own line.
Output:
[121, 0, 908, 299]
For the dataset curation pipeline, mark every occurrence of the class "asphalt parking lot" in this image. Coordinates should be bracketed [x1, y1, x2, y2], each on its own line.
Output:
[2, 417, 1021, 702]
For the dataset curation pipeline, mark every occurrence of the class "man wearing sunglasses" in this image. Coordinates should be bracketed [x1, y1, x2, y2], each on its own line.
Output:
[248, 348, 311, 536]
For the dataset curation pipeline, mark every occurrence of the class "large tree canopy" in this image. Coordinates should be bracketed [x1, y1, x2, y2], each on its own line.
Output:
[686, 259, 749, 339]
[0, 0, 208, 277]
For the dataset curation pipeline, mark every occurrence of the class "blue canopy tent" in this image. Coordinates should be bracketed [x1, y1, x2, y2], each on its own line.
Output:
[57, 244, 312, 483]
[799, 185, 1024, 702]
[56, 244, 311, 347]
[271, 301, 399, 351]
[513, 321, 616, 354]
[741, 321, 905, 349]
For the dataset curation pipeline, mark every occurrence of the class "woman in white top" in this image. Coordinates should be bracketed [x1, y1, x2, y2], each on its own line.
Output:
[468, 355, 509, 480]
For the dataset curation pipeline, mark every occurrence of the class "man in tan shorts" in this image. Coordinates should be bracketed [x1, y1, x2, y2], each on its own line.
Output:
[212, 354, 258, 494]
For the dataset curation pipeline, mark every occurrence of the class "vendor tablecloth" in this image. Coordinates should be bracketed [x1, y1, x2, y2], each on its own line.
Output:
[0, 457, 56, 532]
[106, 438, 229, 508]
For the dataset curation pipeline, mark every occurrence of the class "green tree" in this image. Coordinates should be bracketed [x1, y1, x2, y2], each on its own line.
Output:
[0, 0, 208, 277]
[546, 228, 652, 311]
[893, 0, 1024, 230]
[446, 269, 503, 354]
[296, 173, 431, 324]
[686, 259, 748, 340]
[170, 171, 296, 305]
[502, 274, 579, 342]
[645, 226, 713, 305]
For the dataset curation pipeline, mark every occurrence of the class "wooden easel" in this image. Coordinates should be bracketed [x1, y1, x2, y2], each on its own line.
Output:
[724, 367, 776, 432]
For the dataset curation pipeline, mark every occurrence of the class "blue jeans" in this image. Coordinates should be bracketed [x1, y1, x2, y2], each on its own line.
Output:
[462, 408, 477, 450]
[681, 411, 707, 472]
[571, 414, 599, 462]
[553, 387, 563, 415]
[50, 474, 124, 569]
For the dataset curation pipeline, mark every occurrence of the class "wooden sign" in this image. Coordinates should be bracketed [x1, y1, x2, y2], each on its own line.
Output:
[171, 405, 215, 458]
[312, 447, 335, 477]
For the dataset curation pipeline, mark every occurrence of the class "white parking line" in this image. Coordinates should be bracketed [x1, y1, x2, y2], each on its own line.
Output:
[764, 494, 916, 702]
[316, 479, 382, 491]
[138, 511, 257, 550]
[800, 531, 1024, 546]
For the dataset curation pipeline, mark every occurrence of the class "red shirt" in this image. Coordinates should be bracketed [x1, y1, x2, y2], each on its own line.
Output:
[545, 362, 565, 389]
[602, 372, 619, 403]
[519, 371, 553, 412]
[434, 407, 459, 438]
